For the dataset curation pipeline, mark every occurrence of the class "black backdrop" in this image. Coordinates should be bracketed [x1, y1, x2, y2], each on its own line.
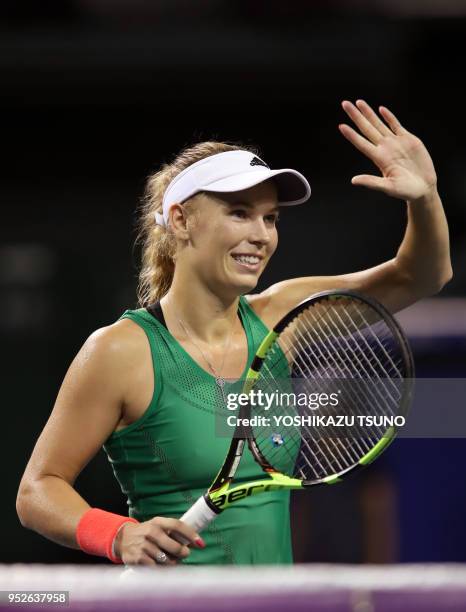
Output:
[2, 3, 465, 564]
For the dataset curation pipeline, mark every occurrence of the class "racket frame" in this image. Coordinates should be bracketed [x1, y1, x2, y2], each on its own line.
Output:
[182, 289, 414, 525]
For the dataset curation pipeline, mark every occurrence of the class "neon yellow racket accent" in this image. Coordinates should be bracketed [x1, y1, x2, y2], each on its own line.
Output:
[255, 330, 279, 360]
[323, 474, 342, 485]
[210, 472, 303, 511]
[359, 427, 396, 465]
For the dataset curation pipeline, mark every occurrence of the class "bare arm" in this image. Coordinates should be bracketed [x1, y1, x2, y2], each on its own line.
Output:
[16, 323, 138, 549]
[249, 100, 452, 326]
[16, 321, 202, 564]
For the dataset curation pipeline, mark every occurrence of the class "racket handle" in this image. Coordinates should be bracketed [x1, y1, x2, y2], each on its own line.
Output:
[179, 495, 218, 540]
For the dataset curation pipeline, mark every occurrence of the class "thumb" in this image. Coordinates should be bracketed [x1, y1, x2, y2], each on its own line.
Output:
[351, 175, 386, 192]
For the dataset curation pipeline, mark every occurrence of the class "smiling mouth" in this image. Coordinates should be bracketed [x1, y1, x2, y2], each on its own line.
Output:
[231, 254, 262, 271]
[232, 254, 260, 264]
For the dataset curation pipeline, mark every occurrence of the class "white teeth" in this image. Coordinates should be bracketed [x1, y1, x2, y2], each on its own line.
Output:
[233, 255, 260, 265]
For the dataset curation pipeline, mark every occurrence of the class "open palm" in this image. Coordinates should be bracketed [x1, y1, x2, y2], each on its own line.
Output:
[339, 100, 438, 202]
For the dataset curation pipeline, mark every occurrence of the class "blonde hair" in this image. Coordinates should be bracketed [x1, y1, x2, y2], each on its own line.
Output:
[136, 141, 258, 306]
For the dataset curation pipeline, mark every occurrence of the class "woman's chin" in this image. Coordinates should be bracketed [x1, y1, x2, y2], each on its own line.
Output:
[228, 272, 260, 294]
[219, 262, 264, 295]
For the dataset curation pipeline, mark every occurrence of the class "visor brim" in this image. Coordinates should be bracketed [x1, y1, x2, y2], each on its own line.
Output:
[201, 168, 311, 206]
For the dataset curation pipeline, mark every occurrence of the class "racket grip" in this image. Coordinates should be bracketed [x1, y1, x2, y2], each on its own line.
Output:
[179, 495, 218, 540]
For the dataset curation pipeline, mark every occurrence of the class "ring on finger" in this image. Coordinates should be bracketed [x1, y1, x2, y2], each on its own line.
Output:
[155, 551, 168, 564]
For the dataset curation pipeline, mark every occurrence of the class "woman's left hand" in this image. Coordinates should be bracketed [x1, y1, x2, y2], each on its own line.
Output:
[339, 99, 438, 202]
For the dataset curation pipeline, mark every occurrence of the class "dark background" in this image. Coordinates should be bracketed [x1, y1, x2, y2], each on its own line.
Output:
[2, 1, 465, 565]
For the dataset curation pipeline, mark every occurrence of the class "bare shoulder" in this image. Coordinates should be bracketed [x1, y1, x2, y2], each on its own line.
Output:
[244, 282, 314, 329]
[86, 319, 145, 353]
[89, 318, 149, 357]
[244, 276, 346, 329]
[67, 317, 154, 434]
[64, 317, 153, 412]
[18, 318, 154, 485]
[243, 292, 273, 322]
[83, 318, 152, 389]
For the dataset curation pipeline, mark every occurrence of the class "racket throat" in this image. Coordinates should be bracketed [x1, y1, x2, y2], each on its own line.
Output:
[210, 440, 245, 492]
[209, 474, 303, 512]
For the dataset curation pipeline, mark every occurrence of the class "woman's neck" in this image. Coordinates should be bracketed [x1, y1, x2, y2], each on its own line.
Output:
[161, 276, 240, 345]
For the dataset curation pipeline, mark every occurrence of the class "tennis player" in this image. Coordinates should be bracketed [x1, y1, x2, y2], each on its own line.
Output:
[17, 100, 452, 566]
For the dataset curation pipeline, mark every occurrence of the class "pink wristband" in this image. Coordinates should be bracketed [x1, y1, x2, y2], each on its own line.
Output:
[76, 508, 139, 564]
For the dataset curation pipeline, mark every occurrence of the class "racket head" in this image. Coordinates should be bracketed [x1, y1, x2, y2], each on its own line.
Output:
[244, 289, 414, 486]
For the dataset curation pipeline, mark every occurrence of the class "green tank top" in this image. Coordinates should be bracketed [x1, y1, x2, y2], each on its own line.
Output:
[103, 296, 292, 565]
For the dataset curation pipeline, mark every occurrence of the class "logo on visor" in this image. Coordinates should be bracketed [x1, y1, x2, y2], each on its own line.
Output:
[250, 156, 270, 169]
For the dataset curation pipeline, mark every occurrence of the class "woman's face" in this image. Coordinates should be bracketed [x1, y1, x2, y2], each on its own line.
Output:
[181, 180, 279, 296]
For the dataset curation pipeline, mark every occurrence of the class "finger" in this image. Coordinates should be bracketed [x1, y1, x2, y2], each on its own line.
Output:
[341, 100, 382, 144]
[339, 123, 377, 159]
[137, 553, 157, 566]
[143, 543, 177, 566]
[150, 517, 204, 547]
[351, 174, 387, 192]
[355, 99, 392, 137]
[147, 531, 191, 559]
[126, 551, 156, 566]
[379, 106, 406, 135]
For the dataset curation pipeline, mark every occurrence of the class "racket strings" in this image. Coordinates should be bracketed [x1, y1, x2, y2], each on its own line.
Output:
[293, 315, 379, 427]
[344, 305, 405, 375]
[253, 355, 349, 477]
[305, 308, 401, 420]
[333, 305, 403, 393]
[290, 337, 379, 450]
[316, 304, 402, 382]
[250, 297, 410, 482]
[309, 305, 401, 413]
[281, 326, 372, 467]
[254, 339, 368, 478]
[254, 307, 380, 476]
[302, 302, 405, 422]
[292, 312, 389, 441]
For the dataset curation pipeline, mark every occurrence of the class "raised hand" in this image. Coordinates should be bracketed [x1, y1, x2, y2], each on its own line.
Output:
[339, 99, 438, 202]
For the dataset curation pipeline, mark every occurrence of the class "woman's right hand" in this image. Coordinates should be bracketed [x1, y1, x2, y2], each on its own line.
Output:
[114, 517, 205, 566]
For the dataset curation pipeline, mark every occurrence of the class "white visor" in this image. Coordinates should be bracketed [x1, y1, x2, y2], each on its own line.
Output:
[155, 150, 311, 227]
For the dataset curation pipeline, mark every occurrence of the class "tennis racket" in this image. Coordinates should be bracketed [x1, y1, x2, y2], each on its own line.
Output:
[180, 289, 414, 534]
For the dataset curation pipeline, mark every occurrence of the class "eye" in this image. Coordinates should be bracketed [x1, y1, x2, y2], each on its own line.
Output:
[231, 209, 248, 219]
[265, 213, 279, 225]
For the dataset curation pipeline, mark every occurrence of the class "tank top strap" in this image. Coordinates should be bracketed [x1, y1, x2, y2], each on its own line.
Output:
[124, 296, 269, 359]
[238, 295, 270, 350]
[146, 301, 166, 327]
